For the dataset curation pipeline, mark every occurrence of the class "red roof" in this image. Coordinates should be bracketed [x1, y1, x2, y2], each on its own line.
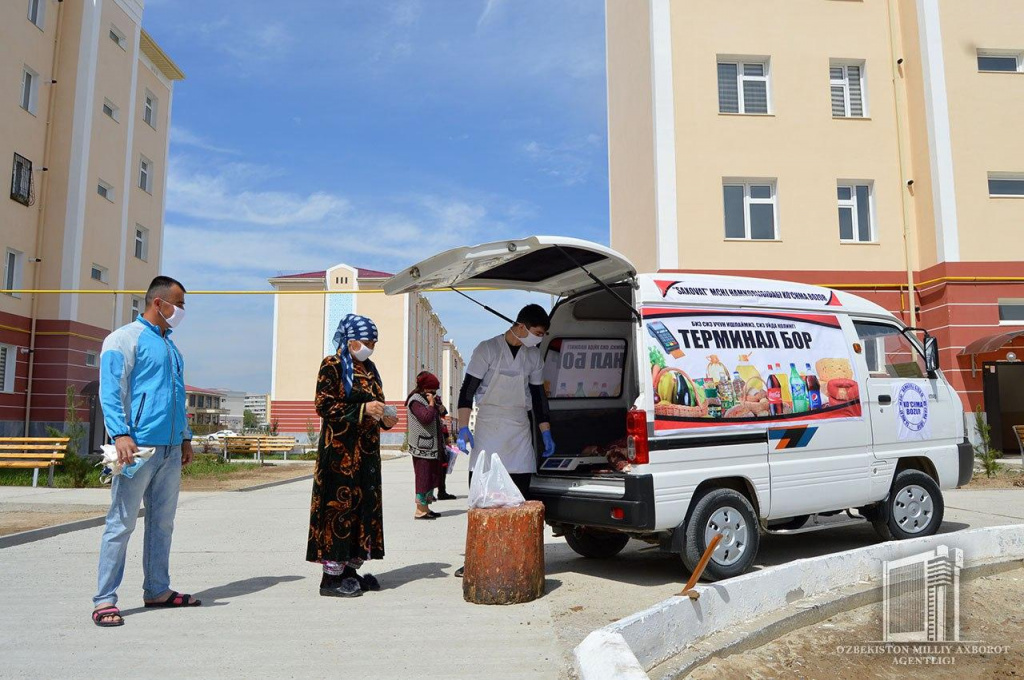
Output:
[185, 385, 226, 395]
[275, 268, 394, 280]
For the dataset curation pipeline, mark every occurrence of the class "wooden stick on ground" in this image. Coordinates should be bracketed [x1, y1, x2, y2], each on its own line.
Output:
[679, 533, 723, 599]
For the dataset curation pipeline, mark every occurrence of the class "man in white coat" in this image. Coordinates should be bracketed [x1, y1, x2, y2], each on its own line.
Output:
[454, 304, 556, 576]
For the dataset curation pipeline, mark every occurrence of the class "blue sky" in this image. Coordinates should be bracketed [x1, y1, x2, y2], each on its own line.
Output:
[146, 0, 609, 393]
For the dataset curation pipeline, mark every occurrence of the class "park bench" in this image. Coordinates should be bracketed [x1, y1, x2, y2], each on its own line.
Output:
[223, 435, 297, 463]
[0, 437, 70, 487]
[1014, 424, 1024, 460]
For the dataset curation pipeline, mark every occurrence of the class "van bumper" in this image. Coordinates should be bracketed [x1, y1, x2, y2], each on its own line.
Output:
[957, 439, 974, 487]
[529, 474, 657, 531]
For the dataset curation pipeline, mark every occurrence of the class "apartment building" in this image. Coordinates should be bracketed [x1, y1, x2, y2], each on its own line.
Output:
[268, 265, 462, 443]
[441, 339, 465, 417]
[607, 0, 1024, 449]
[244, 393, 270, 427]
[0, 0, 183, 435]
[185, 386, 228, 429]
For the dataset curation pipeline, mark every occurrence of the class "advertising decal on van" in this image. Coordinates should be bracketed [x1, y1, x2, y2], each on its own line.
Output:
[655, 279, 843, 309]
[643, 307, 863, 432]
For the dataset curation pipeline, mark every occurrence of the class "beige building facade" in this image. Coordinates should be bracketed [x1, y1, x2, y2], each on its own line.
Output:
[1, 0, 182, 434]
[268, 266, 462, 441]
[607, 0, 1024, 446]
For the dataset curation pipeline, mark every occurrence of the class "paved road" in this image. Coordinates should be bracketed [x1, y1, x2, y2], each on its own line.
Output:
[1, 461, 1022, 679]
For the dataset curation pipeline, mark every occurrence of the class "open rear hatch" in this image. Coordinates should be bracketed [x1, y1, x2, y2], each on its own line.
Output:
[382, 236, 636, 298]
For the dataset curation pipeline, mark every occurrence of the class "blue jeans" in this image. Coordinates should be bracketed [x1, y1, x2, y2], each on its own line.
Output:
[94, 445, 182, 607]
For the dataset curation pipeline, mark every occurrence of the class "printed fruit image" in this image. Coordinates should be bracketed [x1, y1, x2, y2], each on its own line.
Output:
[653, 367, 707, 417]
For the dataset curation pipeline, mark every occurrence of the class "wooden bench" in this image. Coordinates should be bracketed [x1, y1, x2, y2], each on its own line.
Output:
[1014, 424, 1024, 460]
[0, 437, 70, 487]
[223, 436, 297, 463]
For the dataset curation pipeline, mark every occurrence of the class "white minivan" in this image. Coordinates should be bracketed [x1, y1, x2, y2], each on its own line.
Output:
[385, 236, 973, 580]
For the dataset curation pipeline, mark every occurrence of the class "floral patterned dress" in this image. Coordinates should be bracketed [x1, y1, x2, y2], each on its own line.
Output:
[306, 355, 388, 564]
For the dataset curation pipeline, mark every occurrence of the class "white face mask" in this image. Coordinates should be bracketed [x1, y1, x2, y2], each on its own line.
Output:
[351, 342, 374, 361]
[518, 326, 543, 348]
[159, 301, 186, 328]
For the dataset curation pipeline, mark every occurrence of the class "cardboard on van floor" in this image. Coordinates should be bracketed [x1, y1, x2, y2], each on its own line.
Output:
[685, 566, 1024, 680]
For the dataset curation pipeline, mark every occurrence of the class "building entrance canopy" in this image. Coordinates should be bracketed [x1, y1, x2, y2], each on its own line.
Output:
[959, 330, 1024, 357]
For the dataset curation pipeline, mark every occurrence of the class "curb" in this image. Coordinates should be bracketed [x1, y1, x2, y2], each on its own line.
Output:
[235, 474, 313, 493]
[0, 509, 143, 549]
[574, 525, 1024, 680]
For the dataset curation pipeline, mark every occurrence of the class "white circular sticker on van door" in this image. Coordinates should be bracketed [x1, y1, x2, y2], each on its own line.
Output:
[896, 382, 930, 440]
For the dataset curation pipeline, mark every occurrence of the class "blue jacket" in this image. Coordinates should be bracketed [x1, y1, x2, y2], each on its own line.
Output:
[99, 317, 191, 446]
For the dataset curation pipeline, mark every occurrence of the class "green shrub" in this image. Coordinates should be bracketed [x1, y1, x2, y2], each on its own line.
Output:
[973, 406, 1002, 479]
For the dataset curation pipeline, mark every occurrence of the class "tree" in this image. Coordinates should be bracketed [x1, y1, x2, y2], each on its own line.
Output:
[46, 386, 93, 488]
[269, 419, 279, 436]
[304, 419, 319, 449]
[243, 409, 258, 431]
[973, 406, 1002, 479]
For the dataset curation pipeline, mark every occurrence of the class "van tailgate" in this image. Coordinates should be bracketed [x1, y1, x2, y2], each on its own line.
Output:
[530, 473, 655, 531]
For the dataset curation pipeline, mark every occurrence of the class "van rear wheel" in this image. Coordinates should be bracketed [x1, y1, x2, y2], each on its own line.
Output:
[682, 489, 760, 581]
[563, 526, 630, 559]
[872, 470, 944, 540]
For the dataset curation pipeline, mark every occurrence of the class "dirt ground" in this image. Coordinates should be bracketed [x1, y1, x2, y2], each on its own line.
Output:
[964, 469, 1024, 490]
[179, 462, 314, 492]
[687, 567, 1024, 680]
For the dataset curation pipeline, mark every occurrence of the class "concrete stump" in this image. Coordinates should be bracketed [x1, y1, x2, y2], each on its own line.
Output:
[463, 500, 545, 605]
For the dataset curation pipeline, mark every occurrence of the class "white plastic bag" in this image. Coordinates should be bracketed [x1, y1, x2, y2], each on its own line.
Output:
[468, 452, 526, 509]
[98, 445, 157, 484]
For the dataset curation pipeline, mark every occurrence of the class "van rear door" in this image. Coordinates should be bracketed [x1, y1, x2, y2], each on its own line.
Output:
[382, 236, 636, 297]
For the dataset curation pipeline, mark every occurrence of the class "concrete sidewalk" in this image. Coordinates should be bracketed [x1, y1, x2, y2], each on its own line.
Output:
[1, 461, 1023, 679]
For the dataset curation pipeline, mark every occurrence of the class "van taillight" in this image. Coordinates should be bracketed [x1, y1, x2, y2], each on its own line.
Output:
[625, 408, 649, 465]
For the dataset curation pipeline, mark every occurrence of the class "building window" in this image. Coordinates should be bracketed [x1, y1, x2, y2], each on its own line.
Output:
[0, 344, 16, 393]
[989, 173, 1024, 197]
[838, 183, 874, 243]
[20, 66, 39, 114]
[134, 225, 149, 260]
[143, 91, 157, 128]
[977, 51, 1023, 73]
[138, 156, 152, 193]
[97, 180, 114, 202]
[717, 58, 770, 114]
[102, 99, 120, 122]
[109, 25, 127, 50]
[28, 0, 45, 29]
[998, 300, 1024, 325]
[723, 180, 778, 240]
[11, 154, 32, 206]
[4, 249, 24, 297]
[85, 351, 98, 368]
[131, 296, 143, 321]
[90, 265, 108, 284]
[830, 61, 866, 118]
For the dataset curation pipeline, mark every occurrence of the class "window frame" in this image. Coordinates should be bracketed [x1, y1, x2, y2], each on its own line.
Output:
[998, 299, 1024, 326]
[722, 179, 779, 241]
[717, 57, 771, 115]
[988, 173, 1024, 197]
[97, 180, 115, 202]
[837, 181, 876, 243]
[5, 248, 24, 298]
[130, 295, 144, 322]
[102, 98, 120, 122]
[138, 156, 153, 193]
[143, 91, 157, 129]
[90, 264, 108, 284]
[977, 51, 1023, 73]
[109, 25, 127, 50]
[11, 153, 33, 206]
[0, 344, 16, 394]
[134, 225, 149, 261]
[28, 0, 45, 29]
[85, 351, 99, 368]
[830, 60, 868, 118]
[20, 66, 39, 115]
[853, 320, 927, 379]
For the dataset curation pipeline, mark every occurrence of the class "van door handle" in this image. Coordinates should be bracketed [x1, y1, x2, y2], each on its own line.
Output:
[878, 395, 892, 405]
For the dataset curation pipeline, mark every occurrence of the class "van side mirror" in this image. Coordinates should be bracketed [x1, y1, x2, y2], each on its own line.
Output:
[924, 335, 939, 375]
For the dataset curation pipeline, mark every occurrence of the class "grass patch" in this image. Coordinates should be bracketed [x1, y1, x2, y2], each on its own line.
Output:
[182, 454, 260, 478]
[0, 454, 262, 488]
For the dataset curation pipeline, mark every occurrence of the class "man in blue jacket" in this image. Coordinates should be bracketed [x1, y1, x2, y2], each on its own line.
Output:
[91, 276, 197, 627]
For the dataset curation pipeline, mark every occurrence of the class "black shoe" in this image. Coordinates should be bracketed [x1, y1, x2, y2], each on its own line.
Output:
[454, 566, 464, 578]
[437, 493, 457, 501]
[356, 573, 381, 591]
[427, 511, 442, 518]
[320, 575, 363, 598]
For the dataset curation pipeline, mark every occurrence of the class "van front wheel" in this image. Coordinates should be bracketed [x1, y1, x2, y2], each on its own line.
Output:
[563, 527, 630, 559]
[872, 470, 944, 541]
[682, 489, 760, 581]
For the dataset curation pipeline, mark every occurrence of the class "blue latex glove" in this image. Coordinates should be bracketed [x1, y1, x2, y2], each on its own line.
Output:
[541, 430, 556, 458]
[457, 427, 474, 453]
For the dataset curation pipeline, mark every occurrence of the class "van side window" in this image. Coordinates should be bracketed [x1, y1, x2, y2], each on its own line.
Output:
[853, 321, 926, 379]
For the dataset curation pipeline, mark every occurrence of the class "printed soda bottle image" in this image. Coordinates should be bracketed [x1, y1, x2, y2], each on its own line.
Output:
[575, 382, 586, 398]
[558, 382, 567, 398]
[600, 383, 609, 398]
[731, 370, 745, 402]
[804, 363, 822, 410]
[774, 362, 792, 405]
[789, 362, 809, 413]
[766, 365, 784, 416]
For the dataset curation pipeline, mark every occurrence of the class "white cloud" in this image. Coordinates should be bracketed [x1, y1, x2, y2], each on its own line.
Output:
[521, 135, 603, 186]
[477, 0, 508, 29]
[171, 126, 239, 155]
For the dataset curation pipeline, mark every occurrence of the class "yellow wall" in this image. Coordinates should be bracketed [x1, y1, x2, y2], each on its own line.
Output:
[271, 279, 328, 402]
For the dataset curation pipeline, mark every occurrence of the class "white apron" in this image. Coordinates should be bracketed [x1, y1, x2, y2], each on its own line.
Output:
[471, 347, 536, 475]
